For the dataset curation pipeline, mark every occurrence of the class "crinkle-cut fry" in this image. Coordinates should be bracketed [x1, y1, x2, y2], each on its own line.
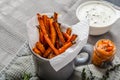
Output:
[48, 52, 56, 59]
[53, 22, 65, 45]
[58, 41, 73, 54]
[53, 12, 58, 22]
[43, 19, 57, 57]
[36, 42, 45, 53]
[67, 34, 77, 42]
[37, 17, 59, 55]
[32, 47, 42, 56]
[62, 32, 71, 40]
[66, 28, 72, 36]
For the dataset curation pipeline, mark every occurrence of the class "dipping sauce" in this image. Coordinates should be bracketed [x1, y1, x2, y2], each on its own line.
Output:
[92, 39, 116, 67]
[77, 2, 116, 27]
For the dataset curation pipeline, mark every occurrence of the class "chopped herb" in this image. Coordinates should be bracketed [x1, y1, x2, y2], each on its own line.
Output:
[81, 68, 87, 80]
[22, 73, 31, 80]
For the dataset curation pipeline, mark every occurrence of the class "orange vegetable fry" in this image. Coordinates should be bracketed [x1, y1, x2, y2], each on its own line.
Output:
[32, 47, 42, 56]
[42, 15, 49, 34]
[36, 42, 45, 53]
[37, 13, 41, 18]
[37, 17, 59, 55]
[48, 53, 56, 59]
[66, 28, 72, 35]
[43, 19, 57, 57]
[67, 34, 77, 42]
[53, 12, 58, 22]
[39, 29, 44, 43]
[55, 38, 60, 49]
[43, 48, 52, 57]
[37, 13, 43, 43]
[53, 22, 65, 45]
[62, 32, 70, 40]
[49, 19, 56, 43]
[58, 41, 73, 54]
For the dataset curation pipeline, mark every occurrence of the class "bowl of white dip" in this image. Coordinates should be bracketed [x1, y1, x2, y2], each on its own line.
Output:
[76, 1, 120, 35]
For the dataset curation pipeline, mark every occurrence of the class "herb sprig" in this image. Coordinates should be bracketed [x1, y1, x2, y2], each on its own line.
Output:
[81, 64, 120, 80]
[22, 73, 31, 80]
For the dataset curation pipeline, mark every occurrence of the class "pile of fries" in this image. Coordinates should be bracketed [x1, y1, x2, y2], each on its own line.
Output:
[32, 12, 78, 59]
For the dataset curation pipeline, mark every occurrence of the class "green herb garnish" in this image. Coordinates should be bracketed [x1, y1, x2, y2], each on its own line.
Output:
[81, 64, 120, 80]
[22, 73, 31, 80]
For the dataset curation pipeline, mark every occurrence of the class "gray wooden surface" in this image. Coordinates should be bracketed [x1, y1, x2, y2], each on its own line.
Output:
[0, 0, 120, 71]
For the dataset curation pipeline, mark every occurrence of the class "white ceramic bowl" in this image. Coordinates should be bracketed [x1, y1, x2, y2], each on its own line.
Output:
[76, 1, 120, 35]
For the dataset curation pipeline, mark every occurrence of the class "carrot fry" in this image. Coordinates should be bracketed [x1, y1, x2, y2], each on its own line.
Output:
[53, 22, 65, 45]
[39, 29, 44, 43]
[62, 32, 70, 40]
[66, 28, 72, 35]
[37, 13, 44, 43]
[43, 19, 57, 57]
[55, 37, 60, 49]
[36, 42, 45, 53]
[37, 13, 41, 18]
[58, 42, 73, 54]
[32, 47, 42, 56]
[49, 19, 56, 43]
[53, 12, 58, 22]
[37, 16, 59, 55]
[48, 53, 56, 59]
[42, 15, 49, 34]
[67, 34, 77, 42]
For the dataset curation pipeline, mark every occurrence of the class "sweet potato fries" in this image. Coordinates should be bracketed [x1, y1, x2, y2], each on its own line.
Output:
[32, 12, 77, 59]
